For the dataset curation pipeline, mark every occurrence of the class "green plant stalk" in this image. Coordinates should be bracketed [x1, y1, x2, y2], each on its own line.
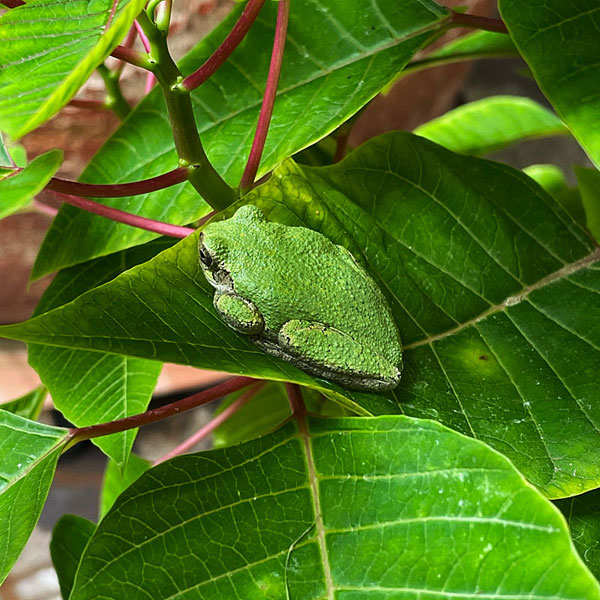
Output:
[149, 0, 172, 31]
[136, 12, 236, 211]
[97, 63, 132, 120]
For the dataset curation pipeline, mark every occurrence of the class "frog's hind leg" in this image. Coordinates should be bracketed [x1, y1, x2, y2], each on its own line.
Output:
[213, 292, 264, 335]
[267, 319, 401, 391]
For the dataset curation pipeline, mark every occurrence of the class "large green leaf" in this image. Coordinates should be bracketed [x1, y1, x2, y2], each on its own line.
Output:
[0, 386, 47, 420]
[3, 132, 599, 495]
[6, 212, 402, 417]
[26, 225, 401, 417]
[50, 514, 96, 600]
[0, 0, 147, 139]
[556, 489, 600, 580]
[32, 0, 450, 279]
[29, 241, 171, 467]
[414, 95, 567, 155]
[0, 411, 69, 585]
[0, 149, 62, 220]
[306, 134, 598, 498]
[499, 0, 600, 168]
[69, 416, 599, 599]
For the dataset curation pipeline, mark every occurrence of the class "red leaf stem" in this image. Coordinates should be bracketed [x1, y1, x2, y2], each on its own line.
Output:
[134, 19, 151, 52]
[110, 44, 149, 69]
[46, 190, 194, 239]
[181, 0, 266, 91]
[286, 383, 306, 417]
[450, 11, 508, 34]
[154, 382, 265, 464]
[46, 166, 189, 198]
[32, 200, 58, 217]
[69, 377, 255, 442]
[113, 25, 139, 78]
[239, 0, 289, 191]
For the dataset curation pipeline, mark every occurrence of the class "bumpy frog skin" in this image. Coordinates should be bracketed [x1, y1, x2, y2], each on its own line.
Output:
[199, 205, 403, 391]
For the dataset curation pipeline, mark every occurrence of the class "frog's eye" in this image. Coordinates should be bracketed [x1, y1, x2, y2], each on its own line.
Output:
[199, 245, 213, 268]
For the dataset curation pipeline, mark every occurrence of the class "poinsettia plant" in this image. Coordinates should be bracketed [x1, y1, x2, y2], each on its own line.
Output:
[1, 0, 600, 597]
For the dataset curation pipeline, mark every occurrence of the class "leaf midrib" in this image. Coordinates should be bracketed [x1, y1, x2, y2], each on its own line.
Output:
[299, 415, 334, 600]
[404, 247, 600, 350]
[0, 435, 66, 495]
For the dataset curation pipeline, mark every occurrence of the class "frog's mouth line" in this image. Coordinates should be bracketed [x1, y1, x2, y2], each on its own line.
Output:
[203, 266, 234, 294]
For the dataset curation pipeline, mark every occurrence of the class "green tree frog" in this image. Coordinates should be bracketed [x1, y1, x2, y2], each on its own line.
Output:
[199, 205, 402, 390]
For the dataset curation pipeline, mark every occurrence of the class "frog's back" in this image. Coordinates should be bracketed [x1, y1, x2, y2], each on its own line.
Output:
[228, 214, 402, 365]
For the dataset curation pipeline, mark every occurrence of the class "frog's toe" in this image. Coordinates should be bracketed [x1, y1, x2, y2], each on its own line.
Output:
[214, 292, 264, 335]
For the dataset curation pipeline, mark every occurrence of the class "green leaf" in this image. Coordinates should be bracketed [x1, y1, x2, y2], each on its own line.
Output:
[414, 95, 568, 155]
[523, 164, 569, 197]
[0, 411, 69, 585]
[50, 514, 96, 600]
[3, 132, 600, 495]
[213, 383, 292, 449]
[386, 30, 519, 94]
[405, 29, 518, 75]
[555, 489, 600, 580]
[0, 386, 47, 420]
[524, 164, 586, 227]
[70, 416, 599, 599]
[9, 144, 27, 168]
[29, 241, 171, 467]
[499, 0, 600, 168]
[0, 0, 147, 139]
[32, 0, 450, 279]
[213, 383, 346, 449]
[575, 167, 600, 242]
[29, 346, 160, 468]
[425, 29, 517, 62]
[99, 454, 149, 518]
[0, 149, 62, 220]
[301, 134, 598, 498]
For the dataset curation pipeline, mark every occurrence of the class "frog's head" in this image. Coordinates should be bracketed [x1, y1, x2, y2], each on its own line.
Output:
[199, 205, 267, 290]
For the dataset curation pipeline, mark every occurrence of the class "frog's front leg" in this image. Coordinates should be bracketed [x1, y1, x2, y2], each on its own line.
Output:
[213, 292, 264, 335]
[277, 319, 401, 390]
